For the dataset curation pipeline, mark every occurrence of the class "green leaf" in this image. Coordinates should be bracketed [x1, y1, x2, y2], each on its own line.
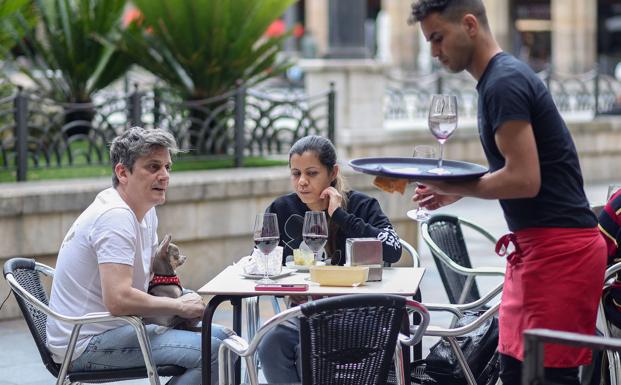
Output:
[123, 0, 295, 99]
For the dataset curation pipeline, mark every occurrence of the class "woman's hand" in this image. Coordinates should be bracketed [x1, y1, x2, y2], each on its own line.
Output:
[413, 183, 462, 210]
[320, 186, 343, 216]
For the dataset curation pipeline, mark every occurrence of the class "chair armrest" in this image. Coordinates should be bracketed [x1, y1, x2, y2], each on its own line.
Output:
[421, 226, 504, 277]
[605, 262, 621, 282]
[399, 239, 421, 268]
[421, 220, 504, 278]
[219, 334, 251, 357]
[458, 218, 498, 245]
[421, 282, 503, 317]
[399, 300, 430, 347]
[420, 302, 500, 338]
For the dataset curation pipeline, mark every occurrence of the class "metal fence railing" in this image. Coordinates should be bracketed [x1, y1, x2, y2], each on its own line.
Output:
[0, 83, 335, 182]
[384, 66, 621, 123]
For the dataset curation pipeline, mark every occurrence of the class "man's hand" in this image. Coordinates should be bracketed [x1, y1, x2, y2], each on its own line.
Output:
[413, 183, 462, 210]
[176, 292, 206, 319]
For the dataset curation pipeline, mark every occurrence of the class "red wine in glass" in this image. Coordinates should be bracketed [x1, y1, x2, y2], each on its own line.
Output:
[302, 234, 328, 254]
[302, 211, 328, 261]
[254, 237, 279, 255]
[253, 213, 280, 284]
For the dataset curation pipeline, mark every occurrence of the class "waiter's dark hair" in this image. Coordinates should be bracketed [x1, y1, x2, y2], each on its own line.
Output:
[409, 0, 489, 29]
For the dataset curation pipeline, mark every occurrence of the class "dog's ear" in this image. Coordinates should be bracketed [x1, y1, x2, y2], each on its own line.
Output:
[156, 234, 172, 258]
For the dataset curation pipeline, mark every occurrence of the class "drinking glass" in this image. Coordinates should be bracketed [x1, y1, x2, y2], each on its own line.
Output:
[302, 211, 328, 262]
[253, 213, 280, 284]
[412, 145, 436, 221]
[428, 94, 458, 175]
[608, 184, 621, 200]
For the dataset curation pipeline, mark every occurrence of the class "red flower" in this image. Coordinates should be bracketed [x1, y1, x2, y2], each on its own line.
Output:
[265, 19, 286, 37]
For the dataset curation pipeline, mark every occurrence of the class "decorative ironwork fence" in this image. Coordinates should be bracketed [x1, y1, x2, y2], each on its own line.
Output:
[0, 83, 335, 181]
[385, 67, 621, 122]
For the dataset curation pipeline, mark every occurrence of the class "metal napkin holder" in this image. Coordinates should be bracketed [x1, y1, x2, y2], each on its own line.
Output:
[345, 238, 383, 281]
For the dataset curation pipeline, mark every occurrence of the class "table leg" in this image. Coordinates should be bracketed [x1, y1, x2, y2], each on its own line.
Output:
[231, 297, 242, 384]
[412, 290, 423, 361]
[201, 295, 249, 385]
[202, 295, 230, 385]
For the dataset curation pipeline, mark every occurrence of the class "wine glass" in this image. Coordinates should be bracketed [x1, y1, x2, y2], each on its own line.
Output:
[428, 94, 458, 175]
[607, 184, 621, 200]
[253, 213, 280, 284]
[302, 211, 328, 262]
[412, 145, 436, 221]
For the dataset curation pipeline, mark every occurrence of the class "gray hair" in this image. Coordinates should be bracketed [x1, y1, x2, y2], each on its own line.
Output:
[110, 127, 179, 188]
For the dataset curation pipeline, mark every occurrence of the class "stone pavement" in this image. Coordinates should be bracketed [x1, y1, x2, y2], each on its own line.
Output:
[0, 181, 614, 385]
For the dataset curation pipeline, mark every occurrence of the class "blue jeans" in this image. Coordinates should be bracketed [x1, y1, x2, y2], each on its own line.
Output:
[70, 323, 233, 385]
[257, 321, 302, 382]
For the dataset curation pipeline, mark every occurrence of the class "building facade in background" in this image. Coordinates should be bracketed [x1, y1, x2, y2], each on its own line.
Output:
[280, 0, 621, 77]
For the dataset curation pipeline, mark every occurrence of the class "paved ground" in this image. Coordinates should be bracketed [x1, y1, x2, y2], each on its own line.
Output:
[0, 181, 613, 385]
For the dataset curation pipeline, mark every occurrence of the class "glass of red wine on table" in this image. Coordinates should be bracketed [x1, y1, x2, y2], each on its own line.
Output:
[253, 212, 280, 284]
[302, 211, 329, 263]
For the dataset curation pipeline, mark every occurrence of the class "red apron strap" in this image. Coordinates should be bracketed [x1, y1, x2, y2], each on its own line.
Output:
[496, 233, 523, 268]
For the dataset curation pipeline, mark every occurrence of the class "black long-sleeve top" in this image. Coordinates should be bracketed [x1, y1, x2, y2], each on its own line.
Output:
[266, 191, 402, 265]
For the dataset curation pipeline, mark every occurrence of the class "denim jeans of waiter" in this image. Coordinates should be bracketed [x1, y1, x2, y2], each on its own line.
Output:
[70, 323, 233, 385]
[257, 320, 302, 382]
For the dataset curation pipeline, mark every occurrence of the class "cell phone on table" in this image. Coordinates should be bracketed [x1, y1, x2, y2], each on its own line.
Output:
[255, 283, 308, 292]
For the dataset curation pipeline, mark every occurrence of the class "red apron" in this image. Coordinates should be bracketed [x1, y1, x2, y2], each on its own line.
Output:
[496, 227, 606, 367]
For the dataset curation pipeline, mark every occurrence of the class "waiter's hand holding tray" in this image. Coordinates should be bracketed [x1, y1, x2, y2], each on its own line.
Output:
[349, 157, 488, 193]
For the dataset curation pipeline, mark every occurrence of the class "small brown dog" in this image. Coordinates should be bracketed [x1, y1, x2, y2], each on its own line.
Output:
[144, 234, 195, 329]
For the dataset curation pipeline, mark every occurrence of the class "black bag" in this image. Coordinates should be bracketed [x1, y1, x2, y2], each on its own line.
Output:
[422, 311, 499, 385]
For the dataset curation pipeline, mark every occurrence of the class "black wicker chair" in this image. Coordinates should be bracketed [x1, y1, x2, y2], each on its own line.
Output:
[219, 294, 430, 385]
[3, 257, 185, 385]
[421, 214, 504, 305]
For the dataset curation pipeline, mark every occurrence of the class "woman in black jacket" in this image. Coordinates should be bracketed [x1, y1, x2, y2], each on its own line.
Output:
[258, 135, 402, 383]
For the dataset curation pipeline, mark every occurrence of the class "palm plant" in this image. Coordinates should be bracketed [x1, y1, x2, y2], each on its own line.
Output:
[0, 0, 32, 61]
[117, 0, 296, 100]
[5, 0, 131, 104]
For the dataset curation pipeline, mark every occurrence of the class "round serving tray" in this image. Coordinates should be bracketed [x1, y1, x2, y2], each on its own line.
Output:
[349, 157, 488, 181]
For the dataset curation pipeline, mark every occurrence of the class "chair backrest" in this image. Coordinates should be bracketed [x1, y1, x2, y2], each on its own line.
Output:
[3, 258, 60, 377]
[424, 214, 481, 304]
[298, 294, 407, 385]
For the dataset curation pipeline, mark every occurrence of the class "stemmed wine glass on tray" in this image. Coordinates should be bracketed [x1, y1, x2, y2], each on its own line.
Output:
[428, 94, 458, 175]
[302, 211, 328, 262]
[253, 213, 280, 284]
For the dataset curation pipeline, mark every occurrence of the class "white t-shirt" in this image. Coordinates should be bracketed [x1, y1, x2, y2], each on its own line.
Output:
[46, 187, 158, 362]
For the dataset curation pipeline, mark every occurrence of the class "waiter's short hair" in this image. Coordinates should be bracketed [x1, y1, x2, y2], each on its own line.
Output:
[409, 0, 489, 29]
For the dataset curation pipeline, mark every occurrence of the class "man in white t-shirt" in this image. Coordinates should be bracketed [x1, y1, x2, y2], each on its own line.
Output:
[47, 127, 231, 385]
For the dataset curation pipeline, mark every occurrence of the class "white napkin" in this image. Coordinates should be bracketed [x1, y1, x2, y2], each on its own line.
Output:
[239, 246, 283, 275]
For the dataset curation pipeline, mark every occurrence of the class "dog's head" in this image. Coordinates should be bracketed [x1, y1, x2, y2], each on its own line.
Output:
[151, 234, 187, 276]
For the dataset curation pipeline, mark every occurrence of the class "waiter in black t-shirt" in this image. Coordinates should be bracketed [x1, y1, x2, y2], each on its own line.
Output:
[408, 1, 606, 385]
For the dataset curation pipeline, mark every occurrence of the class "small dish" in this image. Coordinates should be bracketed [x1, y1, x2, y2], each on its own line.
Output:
[309, 266, 369, 287]
[285, 260, 326, 271]
[240, 268, 294, 280]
